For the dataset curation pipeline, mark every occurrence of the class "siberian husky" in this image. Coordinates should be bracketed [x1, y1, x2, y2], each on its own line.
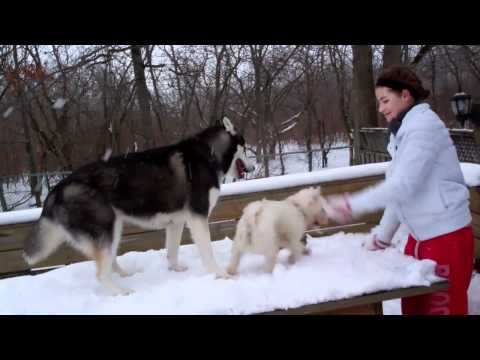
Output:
[23, 117, 254, 295]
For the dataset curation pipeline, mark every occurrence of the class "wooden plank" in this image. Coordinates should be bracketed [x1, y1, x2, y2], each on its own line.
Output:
[0, 220, 237, 274]
[306, 222, 377, 238]
[0, 249, 30, 274]
[258, 281, 448, 315]
[210, 176, 384, 222]
[0, 177, 385, 254]
[469, 187, 480, 214]
[320, 302, 382, 315]
[0, 224, 32, 252]
[467, 212, 480, 258]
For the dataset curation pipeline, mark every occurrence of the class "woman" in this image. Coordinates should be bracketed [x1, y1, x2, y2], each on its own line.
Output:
[326, 65, 474, 315]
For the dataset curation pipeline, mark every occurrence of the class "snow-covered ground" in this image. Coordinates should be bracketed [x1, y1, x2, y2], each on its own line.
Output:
[244, 142, 350, 179]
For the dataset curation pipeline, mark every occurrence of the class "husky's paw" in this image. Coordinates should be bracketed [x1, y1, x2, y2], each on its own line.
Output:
[168, 263, 189, 272]
[116, 268, 136, 278]
[226, 265, 237, 276]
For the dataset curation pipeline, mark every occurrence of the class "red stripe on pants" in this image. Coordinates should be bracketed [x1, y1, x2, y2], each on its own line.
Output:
[401, 225, 474, 315]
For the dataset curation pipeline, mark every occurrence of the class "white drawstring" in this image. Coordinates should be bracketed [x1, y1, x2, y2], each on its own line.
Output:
[414, 239, 420, 259]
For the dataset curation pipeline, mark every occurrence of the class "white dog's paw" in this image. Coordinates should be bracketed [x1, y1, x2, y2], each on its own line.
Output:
[168, 263, 189, 272]
[302, 247, 312, 256]
[118, 287, 134, 296]
[214, 269, 233, 279]
[113, 262, 136, 278]
[109, 286, 134, 296]
[226, 265, 238, 276]
[288, 254, 297, 264]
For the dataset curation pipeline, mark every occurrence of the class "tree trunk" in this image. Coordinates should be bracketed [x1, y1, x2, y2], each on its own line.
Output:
[383, 45, 403, 68]
[251, 47, 265, 165]
[306, 108, 313, 172]
[12, 46, 42, 207]
[131, 45, 154, 150]
[352, 45, 378, 165]
[328, 46, 354, 165]
[0, 178, 7, 211]
[263, 105, 272, 178]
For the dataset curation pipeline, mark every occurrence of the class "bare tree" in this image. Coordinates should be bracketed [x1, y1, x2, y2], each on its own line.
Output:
[163, 45, 205, 138]
[328, 45, 354, 164]
[10, 46, 42, 206]
[352, 45, 378, 164]
[249, 45, 303, 177]
[144, 45, 168, 144]
[426, 47, 439, 110]
[442, 45, 465, 92]
[383, 45, 403, 68]
[411, 45, 435, 66]
[295, 45, 329, 170]
[130, 45, 155, 150]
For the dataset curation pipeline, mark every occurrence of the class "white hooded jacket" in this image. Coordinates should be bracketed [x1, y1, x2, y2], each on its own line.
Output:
[349, 103, 471, 242]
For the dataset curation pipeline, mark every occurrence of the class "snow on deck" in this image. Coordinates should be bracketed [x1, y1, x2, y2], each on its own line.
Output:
[0, 232, 441, 315]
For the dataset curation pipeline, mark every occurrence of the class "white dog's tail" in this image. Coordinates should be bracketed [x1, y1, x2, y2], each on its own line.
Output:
[234, 214, 255, 246]
[235, 201, 264, 245]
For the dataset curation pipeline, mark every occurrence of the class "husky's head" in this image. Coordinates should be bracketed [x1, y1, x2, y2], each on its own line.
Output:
[210, 117, 255, 180]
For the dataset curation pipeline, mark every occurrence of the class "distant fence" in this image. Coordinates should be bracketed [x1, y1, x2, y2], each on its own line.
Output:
[0, 172, 70, 212]
[359, 128, 480, 165]
[0, 146, 350, 212]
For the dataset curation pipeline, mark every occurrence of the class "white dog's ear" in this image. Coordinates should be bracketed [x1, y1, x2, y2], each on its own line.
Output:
[222, 117, 236, 135]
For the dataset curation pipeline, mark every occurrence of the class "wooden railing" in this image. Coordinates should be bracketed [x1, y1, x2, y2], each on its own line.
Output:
[359, 127, 480, 164]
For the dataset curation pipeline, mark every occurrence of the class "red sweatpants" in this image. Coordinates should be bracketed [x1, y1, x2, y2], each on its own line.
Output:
[401, 225, 474, 315]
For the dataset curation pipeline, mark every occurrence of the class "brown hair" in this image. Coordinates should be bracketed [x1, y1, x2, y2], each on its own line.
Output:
[376, 65, 430, 101]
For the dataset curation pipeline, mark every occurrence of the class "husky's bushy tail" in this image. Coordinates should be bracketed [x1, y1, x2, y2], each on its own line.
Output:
[23, 218, 65, 265]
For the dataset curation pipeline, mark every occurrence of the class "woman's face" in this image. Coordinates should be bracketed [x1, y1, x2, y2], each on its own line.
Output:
[375, 86, 413, 122]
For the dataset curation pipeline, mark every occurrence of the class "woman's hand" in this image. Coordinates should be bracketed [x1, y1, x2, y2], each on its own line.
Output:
[324, 194, 353, 224]
[363, 233, 391, 251]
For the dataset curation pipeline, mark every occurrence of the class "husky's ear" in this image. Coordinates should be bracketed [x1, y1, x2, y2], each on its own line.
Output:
[222, 117, 236, 135]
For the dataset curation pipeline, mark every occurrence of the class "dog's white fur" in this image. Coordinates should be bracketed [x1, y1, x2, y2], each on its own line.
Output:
[227, 187, 328, 274]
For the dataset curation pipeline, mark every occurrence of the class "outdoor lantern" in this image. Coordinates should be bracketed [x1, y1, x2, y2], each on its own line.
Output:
[450, 92, 472, 127]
